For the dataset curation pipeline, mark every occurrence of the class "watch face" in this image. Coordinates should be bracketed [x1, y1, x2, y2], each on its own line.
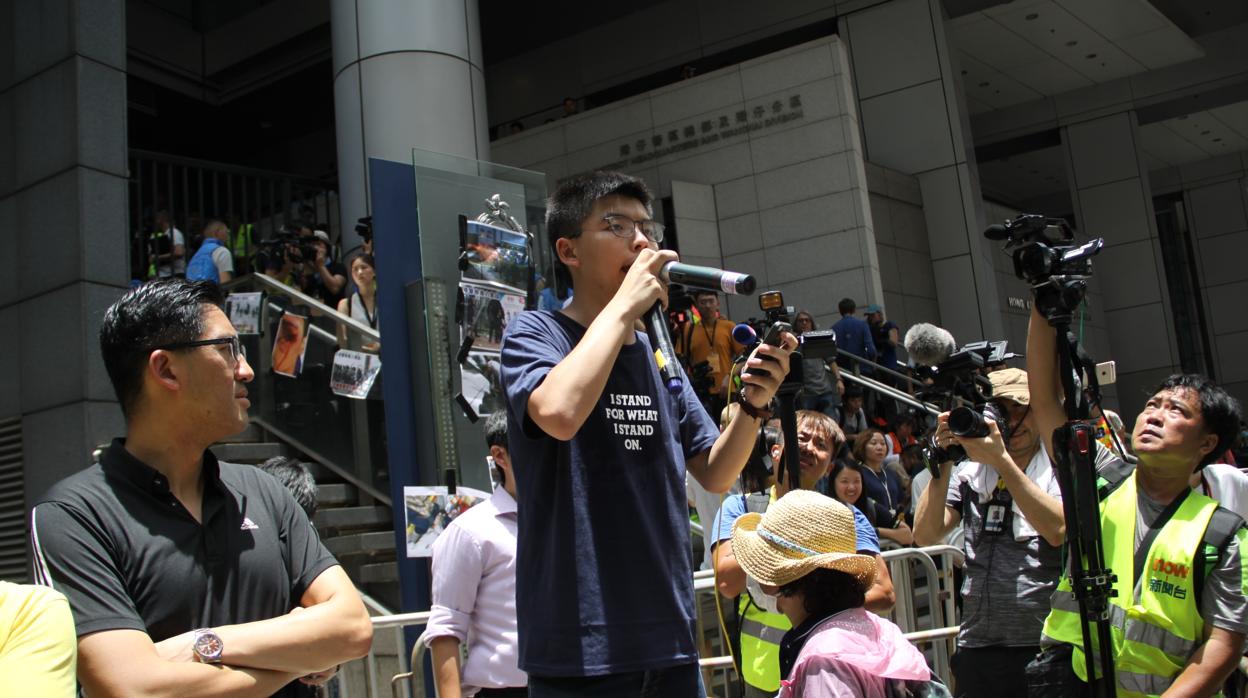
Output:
[194, 631, 223, 661]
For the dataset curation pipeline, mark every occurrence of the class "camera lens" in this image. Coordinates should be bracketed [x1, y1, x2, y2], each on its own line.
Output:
[949, 406, 990, 438]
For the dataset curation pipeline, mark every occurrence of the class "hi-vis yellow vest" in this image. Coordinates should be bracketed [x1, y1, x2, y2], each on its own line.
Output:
[1040, 473, 1220, 697]
[736, 489, 788, 691]
[738, 593, 789, 691]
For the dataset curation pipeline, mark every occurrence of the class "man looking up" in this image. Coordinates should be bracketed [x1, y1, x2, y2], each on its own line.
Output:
[712, 411, 895, 697]
[913, 367, 1081, 697]
[500, 170, 795, 697]
[1027, 305, 1246, 696]
[30, 279, 372, 697]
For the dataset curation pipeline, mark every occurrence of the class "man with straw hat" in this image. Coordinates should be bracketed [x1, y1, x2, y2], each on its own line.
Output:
[732, 489, 932, 697]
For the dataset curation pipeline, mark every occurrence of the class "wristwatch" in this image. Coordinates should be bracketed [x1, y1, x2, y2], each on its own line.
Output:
[737, 390, 774, 421]
[192, 628, 224, 664]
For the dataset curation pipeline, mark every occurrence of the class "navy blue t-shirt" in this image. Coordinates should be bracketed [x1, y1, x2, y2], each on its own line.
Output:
[500, 310, 720, 676]
[860, 463, 903, 518]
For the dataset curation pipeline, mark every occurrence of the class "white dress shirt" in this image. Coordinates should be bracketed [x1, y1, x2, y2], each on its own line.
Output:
[427, 487, 526, 694]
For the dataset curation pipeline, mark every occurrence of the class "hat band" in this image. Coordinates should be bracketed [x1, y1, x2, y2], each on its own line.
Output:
[757, 525, 821, 558]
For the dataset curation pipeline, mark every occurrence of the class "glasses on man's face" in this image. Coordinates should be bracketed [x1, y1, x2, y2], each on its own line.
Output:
[155, 336, 247, 366]
[589, 214, 665, 244]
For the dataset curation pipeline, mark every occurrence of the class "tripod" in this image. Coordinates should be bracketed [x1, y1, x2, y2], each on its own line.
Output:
[1047, 314, 1117, 697]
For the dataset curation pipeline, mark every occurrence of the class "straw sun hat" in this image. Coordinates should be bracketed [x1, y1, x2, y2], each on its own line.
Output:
[731, 489, 878, 589]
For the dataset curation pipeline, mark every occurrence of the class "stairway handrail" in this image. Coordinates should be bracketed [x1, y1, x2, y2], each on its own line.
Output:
[223, 273, 382, 342]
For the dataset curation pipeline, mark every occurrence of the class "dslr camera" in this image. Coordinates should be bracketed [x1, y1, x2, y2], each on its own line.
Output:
[917, 341, 1013, 471]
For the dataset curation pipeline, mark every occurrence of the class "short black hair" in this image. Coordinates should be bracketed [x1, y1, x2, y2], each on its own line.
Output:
[259, 456, 318, 518]
[484, 410, 509, 486]
[99, 279, 225, 418]
[693, 290, 718, 299]
[1151, 374, 1243, 467]
[544, 170, 654, 290]
[838, 298, 856, 315]
[484, 410, 508, 450]
[843, 384, 864, 400]
[777, 567, 865, 617]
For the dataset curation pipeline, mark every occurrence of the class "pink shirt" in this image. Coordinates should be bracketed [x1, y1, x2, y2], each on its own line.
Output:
[779, 608, 930, 698]
[427, 487, 526, 694]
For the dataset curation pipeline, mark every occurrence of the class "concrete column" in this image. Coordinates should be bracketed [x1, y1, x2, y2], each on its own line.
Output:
[0, 0, 130, 521]
[331, 0, 489, 247]
[844, 0, 1005, 344]
[1063, 111, 1180, 415]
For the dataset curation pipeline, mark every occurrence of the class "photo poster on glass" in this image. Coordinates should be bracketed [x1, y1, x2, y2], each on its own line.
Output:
[457, 216, 533, 419]
[330, 349, 381, 399]
[271, 311, 309, 378]
[226, 292, 262, 335]
[403, 485, 492, 558]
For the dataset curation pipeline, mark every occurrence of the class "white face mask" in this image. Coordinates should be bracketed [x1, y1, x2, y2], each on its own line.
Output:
[746, 576, 781, 615]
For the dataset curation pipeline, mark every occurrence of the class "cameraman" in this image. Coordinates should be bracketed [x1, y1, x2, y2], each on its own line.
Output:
[913, 367, 1076, 697]
[674, 290, 744, 419]
[299, 231, 347, 307]
[1026, 304, 1247, 696]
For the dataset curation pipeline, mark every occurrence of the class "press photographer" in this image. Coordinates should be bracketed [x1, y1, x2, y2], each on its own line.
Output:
[910, 318, 1083, 697]
[299, 230, 348, 307]
[1001, 213, 1248, 698]
[672, 288, 744, 420]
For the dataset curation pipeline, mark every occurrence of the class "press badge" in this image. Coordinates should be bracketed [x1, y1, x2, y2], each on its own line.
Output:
[982, 480, 1011, 536]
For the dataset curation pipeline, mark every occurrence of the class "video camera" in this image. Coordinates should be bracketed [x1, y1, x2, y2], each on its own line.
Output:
[667, 287, 695, 327]
[985, 214, 1103, 323]
[915, 340, 1013, 471]
[255, 227, 319, 269]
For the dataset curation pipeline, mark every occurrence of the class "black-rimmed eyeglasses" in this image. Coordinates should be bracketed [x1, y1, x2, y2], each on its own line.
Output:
[155, 336, 247, 366]
[583, 214, 665, 244]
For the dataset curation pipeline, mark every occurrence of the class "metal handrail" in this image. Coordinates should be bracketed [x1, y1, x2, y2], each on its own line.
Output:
[367, 546, 966, 697]
[224, 272, 382, 342]
[835, 352, 974, 414]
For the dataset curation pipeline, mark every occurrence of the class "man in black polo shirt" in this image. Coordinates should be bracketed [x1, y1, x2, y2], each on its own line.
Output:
[30, 279, 373, 697]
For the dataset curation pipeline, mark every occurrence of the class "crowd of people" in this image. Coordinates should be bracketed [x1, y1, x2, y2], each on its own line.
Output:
[18, 167, 1244, 698]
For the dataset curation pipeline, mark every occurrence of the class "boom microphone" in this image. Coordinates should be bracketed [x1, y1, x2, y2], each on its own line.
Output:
[904, 323, 957, 368]
[661, 262, 756, 295]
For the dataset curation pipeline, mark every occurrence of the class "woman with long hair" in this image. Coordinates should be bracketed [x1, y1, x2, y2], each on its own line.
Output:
[337, 254, 380, 352]
[829, 460, 912, 545]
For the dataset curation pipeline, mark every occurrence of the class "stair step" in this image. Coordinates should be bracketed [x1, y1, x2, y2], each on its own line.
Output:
[359, 562, 399, 584]
[317, 483, 358, 507]
[212, 442, 284, 463]
[325, 531, 395, 557]
[314, 505, 390, 530]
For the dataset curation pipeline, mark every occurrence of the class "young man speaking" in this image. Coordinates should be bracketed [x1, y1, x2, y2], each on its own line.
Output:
[501, 171, 795, 696]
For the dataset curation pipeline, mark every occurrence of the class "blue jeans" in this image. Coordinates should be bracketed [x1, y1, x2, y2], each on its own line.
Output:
[528, 662, 703, 698]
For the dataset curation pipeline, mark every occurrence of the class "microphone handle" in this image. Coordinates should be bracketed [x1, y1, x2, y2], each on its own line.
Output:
[645, 302, 684, 395]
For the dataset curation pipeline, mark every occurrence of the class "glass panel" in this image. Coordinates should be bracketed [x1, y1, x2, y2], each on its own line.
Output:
[410, 148, 547, 491]
[226, 275, 390, 504]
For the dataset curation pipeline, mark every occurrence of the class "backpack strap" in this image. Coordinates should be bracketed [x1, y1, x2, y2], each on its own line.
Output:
[1193, 506, 1244, 609]
[1095, 451, 1135, 500]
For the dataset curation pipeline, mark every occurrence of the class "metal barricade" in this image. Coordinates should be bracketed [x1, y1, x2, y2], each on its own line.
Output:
[881, 545, 965, 682]
[367, 547, 962, 698]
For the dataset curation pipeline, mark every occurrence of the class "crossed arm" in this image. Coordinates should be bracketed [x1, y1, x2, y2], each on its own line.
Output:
[77, 566, 373, 698]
